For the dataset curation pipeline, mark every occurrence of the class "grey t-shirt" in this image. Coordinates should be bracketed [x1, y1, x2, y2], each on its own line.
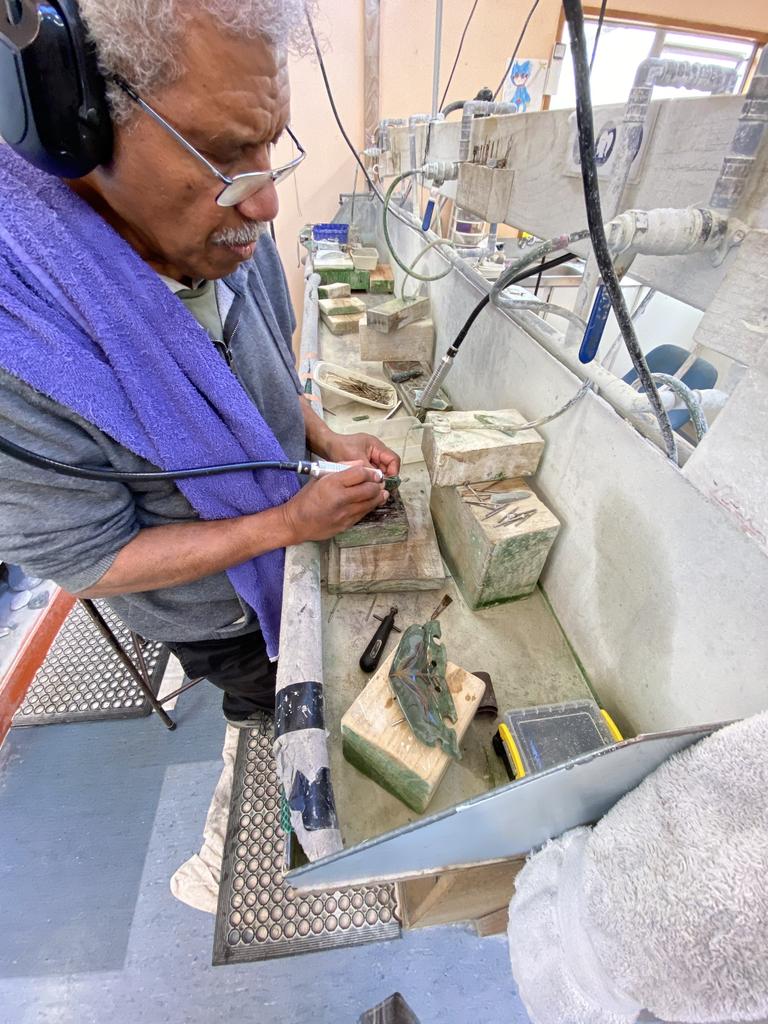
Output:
[0, 234, 306, 642]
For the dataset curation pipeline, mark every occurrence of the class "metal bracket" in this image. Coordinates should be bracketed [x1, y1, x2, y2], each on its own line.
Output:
[711, 220, 748, 268]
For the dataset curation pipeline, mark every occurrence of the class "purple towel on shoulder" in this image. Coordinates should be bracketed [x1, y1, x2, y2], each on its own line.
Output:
[0, 146, 299, 657]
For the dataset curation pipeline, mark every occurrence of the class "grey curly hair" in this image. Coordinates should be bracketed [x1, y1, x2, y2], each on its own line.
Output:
[78, 0, 319, 123]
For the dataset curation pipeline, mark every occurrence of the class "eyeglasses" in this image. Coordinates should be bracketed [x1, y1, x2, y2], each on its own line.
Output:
[113, 78, 306, 207]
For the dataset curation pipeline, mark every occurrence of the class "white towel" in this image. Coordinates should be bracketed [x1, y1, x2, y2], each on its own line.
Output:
[508, 712, 768, 1023]
[170, 725, 240, 914]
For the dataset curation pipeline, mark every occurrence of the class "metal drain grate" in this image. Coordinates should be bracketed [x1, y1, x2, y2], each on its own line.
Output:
[13, 601, 168, 727]
[213, 725, 401, 964]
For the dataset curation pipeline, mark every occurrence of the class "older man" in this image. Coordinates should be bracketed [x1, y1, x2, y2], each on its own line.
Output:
[0, 1, 399, 727]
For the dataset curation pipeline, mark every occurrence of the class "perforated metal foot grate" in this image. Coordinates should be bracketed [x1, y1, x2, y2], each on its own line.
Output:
[213, 725, 401, 964]
[13, 601, 168, 727]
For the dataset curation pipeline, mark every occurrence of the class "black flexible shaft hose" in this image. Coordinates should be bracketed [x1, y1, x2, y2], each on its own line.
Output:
[0, 433, 300, 483]
[447, 251, 578, 358]
[562, 0, 677, 460]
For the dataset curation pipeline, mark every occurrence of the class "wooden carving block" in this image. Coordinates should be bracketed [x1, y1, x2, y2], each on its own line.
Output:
[369, 264, 395, 294]
[422, 409, 544, 487]
[335, 487, 409, 549]
[341, 651, 485, 812]
[366, 296, 431, 335]
[320, 311, 363, 336]
[317, 267, 370, 291]
[430, 478, 560, 609]
[318, 296, 367, 318]
[318, 282, 351, 300]
[359, 318, 435, 364]
[327, 475, 444, 593]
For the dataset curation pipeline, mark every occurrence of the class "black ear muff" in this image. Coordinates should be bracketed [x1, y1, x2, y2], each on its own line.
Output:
[0, 0, 113, 177]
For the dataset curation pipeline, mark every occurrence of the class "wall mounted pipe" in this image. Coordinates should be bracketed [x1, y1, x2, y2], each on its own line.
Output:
[566, 58, 740, 346]
[381, 203, 693, 459]
[710, 46, 768, 212]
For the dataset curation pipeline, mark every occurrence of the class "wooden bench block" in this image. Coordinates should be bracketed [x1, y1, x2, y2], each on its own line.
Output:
[431, 478, 560, 609]
[341, 651, 486, 812]
[366, 296, 430, 334]
[320, 311, 364, 336]
[369, 264, 395, 294]
[317, 267, 370, 291]
[334, 487, 409, 549]
[327, 474, 445, 594]
[359, 318, 435, 363]
[318, 282, 352, 300]
[318, 296, 367, 318]
[422, 409, 544, 487]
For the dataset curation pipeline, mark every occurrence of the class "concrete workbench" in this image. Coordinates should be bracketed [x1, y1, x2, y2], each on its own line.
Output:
[313, 292, 591, 850]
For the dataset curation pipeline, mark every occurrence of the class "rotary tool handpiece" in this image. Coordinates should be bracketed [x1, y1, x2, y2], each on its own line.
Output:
[297, 460, 384, 482]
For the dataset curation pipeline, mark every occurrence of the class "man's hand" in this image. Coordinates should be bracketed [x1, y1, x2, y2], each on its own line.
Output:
[300, 397, 401, 478]
[281, 463, 388, 544]
[325, 432, 401, 479]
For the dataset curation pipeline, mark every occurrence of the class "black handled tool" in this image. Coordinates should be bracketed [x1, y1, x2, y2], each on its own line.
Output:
[360, 606, 401, 673]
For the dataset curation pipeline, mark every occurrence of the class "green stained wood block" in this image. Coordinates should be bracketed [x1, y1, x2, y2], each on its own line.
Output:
[317, 267, 371, 291]
[367, 296, 431, 335]
[318, 282, 352, 300]
[334, 487, 409, 549]
[318, 296, 367, 318]
[430, 478, 560, 609]
[341, 652, 486, 812]
[369, 264, 395, 294]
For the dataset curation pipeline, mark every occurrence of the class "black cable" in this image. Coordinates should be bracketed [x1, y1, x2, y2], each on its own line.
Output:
[439, 0, 482, 111]
[589, 0, 609, 71]
[533, 255, 546, 296]
[492, 0, 543, 101]
[305, 10, 378, 195]
[562, 0, 676, 459]
[0, 433, 300, 483]
[445, 251, 577, 359]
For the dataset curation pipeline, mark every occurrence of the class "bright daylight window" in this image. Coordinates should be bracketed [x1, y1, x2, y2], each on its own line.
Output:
[550, 16, 758, 109]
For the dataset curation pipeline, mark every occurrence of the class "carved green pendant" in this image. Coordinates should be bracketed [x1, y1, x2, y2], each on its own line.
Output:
[388, 620, 460, 759]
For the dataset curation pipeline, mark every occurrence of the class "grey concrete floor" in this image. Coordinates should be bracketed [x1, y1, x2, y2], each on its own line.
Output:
[0, 679, 531, 1024]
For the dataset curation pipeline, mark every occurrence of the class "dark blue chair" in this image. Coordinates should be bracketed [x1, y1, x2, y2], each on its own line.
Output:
[623, 343, 717, 433]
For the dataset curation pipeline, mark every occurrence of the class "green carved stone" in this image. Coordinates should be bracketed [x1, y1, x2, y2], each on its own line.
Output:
[334, 486, 409, 549]
[388, 620, 460, 759]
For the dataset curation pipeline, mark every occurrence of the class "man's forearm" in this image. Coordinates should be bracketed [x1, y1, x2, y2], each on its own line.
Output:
[300, 395, 336, 459]
[77, 505, 295, 598]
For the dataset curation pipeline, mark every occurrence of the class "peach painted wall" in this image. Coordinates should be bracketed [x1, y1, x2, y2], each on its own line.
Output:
[276, 0, 768, 327]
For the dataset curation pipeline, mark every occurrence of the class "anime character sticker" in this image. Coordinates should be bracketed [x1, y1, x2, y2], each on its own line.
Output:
[509, 59, 532, 113]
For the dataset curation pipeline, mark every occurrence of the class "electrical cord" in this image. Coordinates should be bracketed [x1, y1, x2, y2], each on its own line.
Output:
[0, 433, 306, 483]
[650, 374, 708, 441]
[492, 0, 543, 100]
[383, 171, 456, 282]
[400, 238, 457, 299]
[562, 0, 677, 461]
[439, 0, 482, 111]
[590, 0, 609, 71]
